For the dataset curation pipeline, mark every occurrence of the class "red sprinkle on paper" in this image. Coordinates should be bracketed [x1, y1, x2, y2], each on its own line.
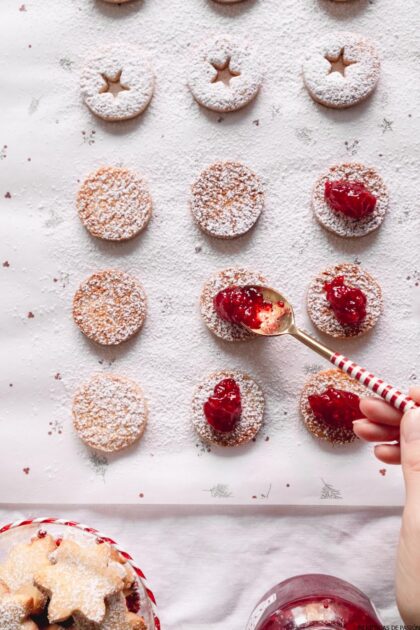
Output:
[3, 261, 10, 267]
[379, 468, 387, 476]
[4, 192, 11, 199]
[23, 467, 30, 475]
[27, 311, 34, 319]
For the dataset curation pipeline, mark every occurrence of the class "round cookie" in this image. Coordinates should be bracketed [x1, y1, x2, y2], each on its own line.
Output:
[200, 267, 267, 341]
[307, 262, 382, 338]
[192, 370, 264, 447]
[77, 166, 152, 241]
[73, 373, 147, 453]
[188, 35, 263, 113]
[80, 44, 154, 121]
[300, 369, 368, 445]
[312, 162, 388, 238]
[302, 31, 380, 109]
[191, 161, 264, 239]
[73, 270, 147, 346]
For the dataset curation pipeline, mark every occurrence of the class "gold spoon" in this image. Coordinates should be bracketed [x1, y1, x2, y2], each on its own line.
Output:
[242, 286, 417, 414]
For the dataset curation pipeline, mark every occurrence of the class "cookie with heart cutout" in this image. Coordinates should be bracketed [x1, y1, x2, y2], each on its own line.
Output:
[312, 162, 389, 238]
[302, 31, 380, 109]
[188, 35, 263, 112]
[81, 44, 154, 121]
[192, 369, 264, 447]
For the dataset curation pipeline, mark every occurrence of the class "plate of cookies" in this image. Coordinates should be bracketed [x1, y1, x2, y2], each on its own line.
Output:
[0, 518, 159, 630]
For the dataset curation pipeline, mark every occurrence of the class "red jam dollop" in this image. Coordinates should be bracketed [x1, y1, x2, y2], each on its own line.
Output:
[324, 276, 367, 327]
[308, 387, 361, 430]
[213, 285, 282, 330]
[324, 179, 377, 220]
[204, 378, 242, 433]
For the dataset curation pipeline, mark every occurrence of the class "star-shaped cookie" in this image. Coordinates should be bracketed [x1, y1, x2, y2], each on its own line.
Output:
[0, 534, 56, 614]
[34, 540, 124, 624]
[73, 592, 147, 630]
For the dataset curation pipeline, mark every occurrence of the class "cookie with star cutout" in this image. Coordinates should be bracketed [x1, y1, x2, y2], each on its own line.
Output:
[188, 35, 263, 112]
[34, 540, 124, 624]
[81, 44, 154, 121]
[302, 31, 380, 109]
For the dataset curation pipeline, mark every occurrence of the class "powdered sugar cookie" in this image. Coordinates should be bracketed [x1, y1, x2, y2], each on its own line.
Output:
[77, 167, 152, 241]
[188, 35, 263, 112]
[191, 161, 264, 239]
[192, 370, 264, 447]
[0, 534, 56, 615]
[300, 369, 369, 445]
[312, 162, 389, 238]
[74, 592, 146, 630]
[81, 45, 154, 121]
[73, 270, 147, 346]
[200, 267, 267, 341]
[34, 540, 124, 624]
[0, 590, 38, 630]
[73, 373, 148, 453]
[307, 263, 382, 338]
[302, 31, 380, 109]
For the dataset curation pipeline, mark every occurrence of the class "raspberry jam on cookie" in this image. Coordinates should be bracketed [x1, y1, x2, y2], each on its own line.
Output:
[308, 387, 361, 430]
[325, 179, 377, 220]
[204, 378, 242, 433]
[213, 285, 287, 333]
[324, 276, 367, 327]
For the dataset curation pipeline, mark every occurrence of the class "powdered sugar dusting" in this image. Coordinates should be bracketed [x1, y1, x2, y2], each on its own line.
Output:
[192, 370, 264, 447]
[77, 167, 152, 242]
[200, 267, 267, 341]
[0, 594, 35, 630]
[73, 591, 147, 630]
[300, 369, 371, 445]
[80, 44, 154, 121]
[307, 263, 383, 338]
[188, 35, 263, 112]
[73, 373, 147, 453]
[312, 162, 388, 238]
[72, 270, 147, 346]
[191, 161, 264, 239]
[303, 31, 380, 109]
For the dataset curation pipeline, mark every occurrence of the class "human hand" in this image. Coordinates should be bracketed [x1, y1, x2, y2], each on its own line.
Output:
[353, 389, 420, 625]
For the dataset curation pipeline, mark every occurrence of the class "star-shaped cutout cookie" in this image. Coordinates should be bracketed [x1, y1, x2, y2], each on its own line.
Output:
[326, 48, 356, 77]
[34, 540, 124, 624]
[0, 534, 56, 614]
[73, 592, 147, 630]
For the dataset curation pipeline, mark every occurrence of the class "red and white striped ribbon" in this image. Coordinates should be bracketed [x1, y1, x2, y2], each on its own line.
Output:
[331, 353, 417, 414]
[0, 517, 160, 630]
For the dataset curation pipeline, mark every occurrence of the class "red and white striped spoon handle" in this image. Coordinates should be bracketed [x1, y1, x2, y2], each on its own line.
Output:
[331, 353, 417, 413]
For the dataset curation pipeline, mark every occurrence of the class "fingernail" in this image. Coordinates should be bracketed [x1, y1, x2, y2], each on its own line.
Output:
[402, 408, 420, 442]
[352, 419, 367, 425]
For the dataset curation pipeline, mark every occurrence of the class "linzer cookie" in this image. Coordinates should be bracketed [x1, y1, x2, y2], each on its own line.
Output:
[307, 263, 382, 338]
[34, 540, 124, 623]
[72, 373, 148, 453]
[188, 35, 263, 112]
[302, 31, 380, 109]
[0, 534, 56, 614]
[200, 267, 267, 341]
[192, 370, 264, 447]
[191, 161, 264, 239]
[77, 167, 152, 241]
[72, 270, 147, 345]
[81, 44, 154, 121]
[312, 162, 388, 238]
[300, 369, 368, 445]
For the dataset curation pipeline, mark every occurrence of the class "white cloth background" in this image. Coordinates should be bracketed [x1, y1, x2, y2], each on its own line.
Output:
[0, 505, 404, 628]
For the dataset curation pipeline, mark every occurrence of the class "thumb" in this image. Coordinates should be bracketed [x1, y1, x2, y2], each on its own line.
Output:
[401, 407, 420, 506]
